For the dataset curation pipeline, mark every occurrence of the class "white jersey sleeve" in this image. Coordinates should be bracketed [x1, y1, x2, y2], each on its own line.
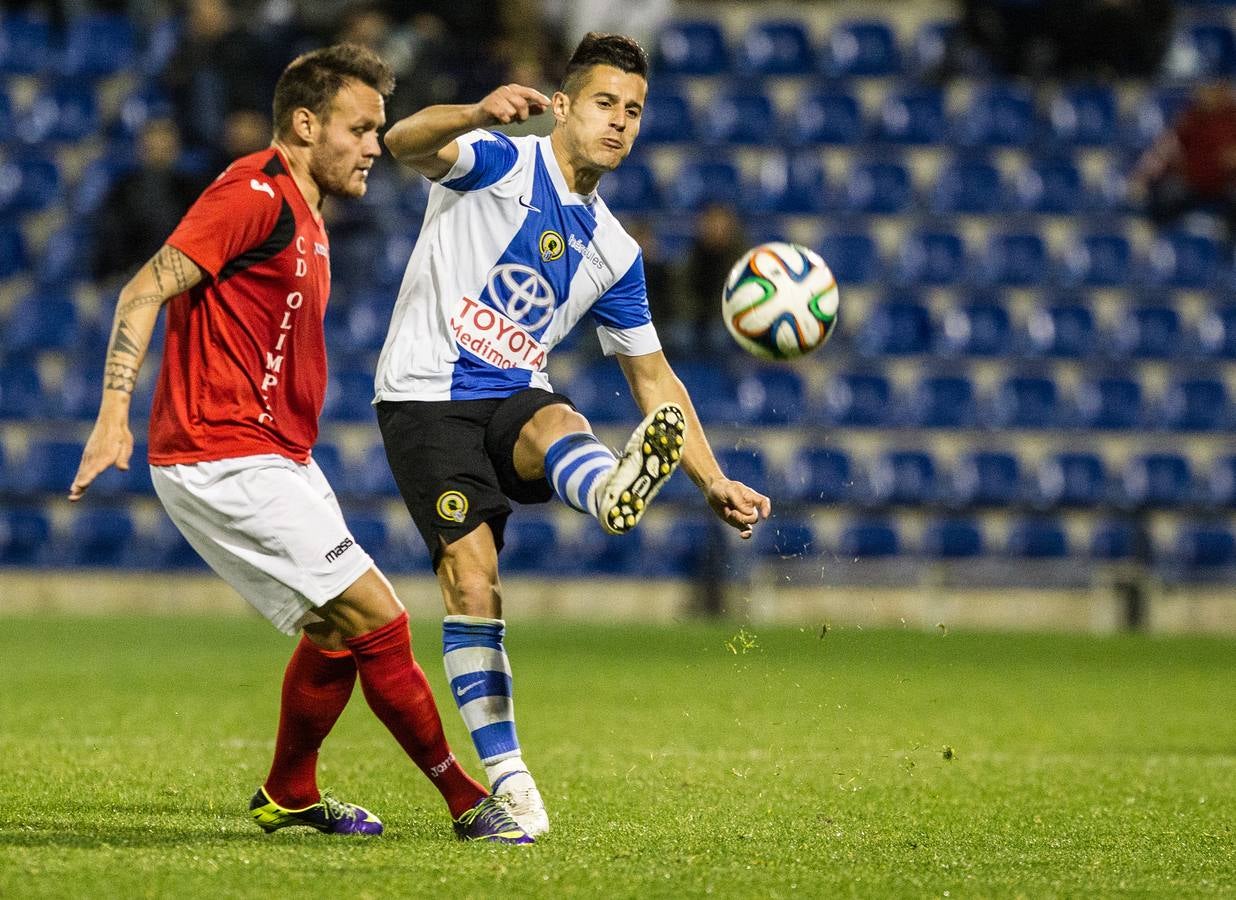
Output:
[438, 130, 520, 191]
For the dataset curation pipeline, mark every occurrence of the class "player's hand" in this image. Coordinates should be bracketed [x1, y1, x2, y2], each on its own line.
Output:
[472, 84, 551, 126]
[68, 417, 133, 502]
[704, 477, 771, 539]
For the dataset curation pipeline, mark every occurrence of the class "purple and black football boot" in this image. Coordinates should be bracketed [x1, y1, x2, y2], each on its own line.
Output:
[249, 786, 383, 835]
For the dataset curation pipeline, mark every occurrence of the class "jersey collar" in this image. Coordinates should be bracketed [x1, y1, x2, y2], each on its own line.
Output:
[537, 136, 597, 207]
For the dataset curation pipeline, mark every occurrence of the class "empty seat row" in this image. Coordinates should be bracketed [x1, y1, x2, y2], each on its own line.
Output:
[653, 18, 1236, 80]
[0, 12, 171, 79]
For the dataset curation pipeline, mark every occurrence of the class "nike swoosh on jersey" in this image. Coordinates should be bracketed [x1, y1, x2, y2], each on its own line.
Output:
[518, 195, 540, 212]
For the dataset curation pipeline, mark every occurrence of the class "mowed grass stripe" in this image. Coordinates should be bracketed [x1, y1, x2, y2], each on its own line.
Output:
[0, 616, 1232, 898]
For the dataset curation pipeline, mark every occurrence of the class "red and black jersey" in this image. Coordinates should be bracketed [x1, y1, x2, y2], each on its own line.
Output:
[149, 147, 331, 466]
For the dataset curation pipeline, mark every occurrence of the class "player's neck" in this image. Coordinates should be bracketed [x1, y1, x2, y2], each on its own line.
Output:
[271, 140, 324, 218]
[549, 131, 601, 196]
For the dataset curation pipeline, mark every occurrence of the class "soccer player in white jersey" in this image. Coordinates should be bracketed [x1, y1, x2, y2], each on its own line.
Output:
[374, 33, 772, 836]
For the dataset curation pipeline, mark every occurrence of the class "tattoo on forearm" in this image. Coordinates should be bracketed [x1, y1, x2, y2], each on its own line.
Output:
[109, 319, 143, 359]
[151, 246, 192, 295]
[116, 292, 164, 318]
[104, 361, 138, 394]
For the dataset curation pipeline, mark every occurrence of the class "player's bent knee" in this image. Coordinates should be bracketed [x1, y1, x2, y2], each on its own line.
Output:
[321, 567, 406, 638]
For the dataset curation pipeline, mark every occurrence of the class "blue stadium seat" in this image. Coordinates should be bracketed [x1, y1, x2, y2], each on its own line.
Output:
[635, 88, 695, 143]
[602, 161, 661, 213]
[1036, 452, 1108, 508]
[7, 290, 80, 354]
[922, 518, 984, 559]
[907, 375, 978, 429]
[702, 87, 778, 146]
[1026, 302, 1098, 358]
[783, 447, 853, 504]
[745, 152, 828, 214]
[1048, 85, 1117, 147]
[349, 445, 400, 498]
[61, 13, 137, 77]
[954, 84, 1039, 148]
[857, 300, 934, 354]
[824, 373, 894, 426]
[790, 90, 865, 145]
[667, 159, 743, 211]
[0, 155, 63, 213]
[1006, 518, 1069, 558]
[18, 81, 100, 143]
[1197, 305, 1236, 358]
[37, 225, 91, 286]
[1161, 378, 1230, 431]
[1207, 455, 1236, 507]
[868, 450, 939, 506]
[1164, 22, 1236, 78]
[0, 224, 28, 278]
[86, 442, 154, 498]
[757, 518, 816, 558]
[1173, 524, 1236, 567]
[876, 87, 947, 144]
[837, 520, 900, 558]
[843, 160, 912, 214]
[67, 507, 135, 567]
[909, 20, 958, 76]
[992, 375, 1063, 429]
[1075, 376, 1145, 430]
[978, 231, 1050, 287]
[565, 526, 645, 576]
[817, 231, 881, 284]
[501, 515, 558, 574]
[1013, 156, 1089, 214]
[1113, 305, 1183, 359]
[20, 439, 84, 496]
[137, 517, 207, 571]
[322, 371, 377, 423]
[0, 359, 44, 419]
[1122, 87, 1190, 148]
[1090, 520, 1145, 561]
[736, 368, 806, 425]
[715, 447, 770, 496]
[655, 21, 729, 75]
[895, 230, 967, 286]
[738, 20, 814, 75]
[310, 442, 346, 491]
[0, 507, 51, 565]
[1146, 231, 1223, 288]
[568, 360, 640, 425]
[1062, 233, 1135, 287]
[1121, 453, 1194, 508]
[343, 513, 388, 563]
[950, 451, 1024, 507]
[939, 301, 1013, 356]
[0, 13, 54, 75]
[823, 20, 901, 77]
[644, 517, 722, 577]
[0, 84, 12, 137]
[930, 158, 1007, 214]
[674, 360, 740, 424]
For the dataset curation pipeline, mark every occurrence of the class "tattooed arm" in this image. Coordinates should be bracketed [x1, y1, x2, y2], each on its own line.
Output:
[69, 245, 202, 501]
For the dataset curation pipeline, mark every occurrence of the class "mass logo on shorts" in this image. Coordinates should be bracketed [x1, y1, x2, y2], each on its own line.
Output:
[436, 490, 469, 523]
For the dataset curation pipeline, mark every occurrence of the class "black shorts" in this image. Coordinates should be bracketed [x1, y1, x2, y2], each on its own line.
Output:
[376, 388, 575, 569]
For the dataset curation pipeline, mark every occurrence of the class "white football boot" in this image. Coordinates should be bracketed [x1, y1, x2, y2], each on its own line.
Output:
[598, 402, 687, 535]
[491, 768, 550, 838]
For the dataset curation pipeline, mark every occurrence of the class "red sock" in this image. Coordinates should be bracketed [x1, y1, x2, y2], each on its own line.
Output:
[346, 612, 487, 817]
[263, 634, 357, 809]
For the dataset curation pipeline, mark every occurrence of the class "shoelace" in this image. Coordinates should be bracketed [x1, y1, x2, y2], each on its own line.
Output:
[461, 798, 520, 832]
[318, 792, 354, 824]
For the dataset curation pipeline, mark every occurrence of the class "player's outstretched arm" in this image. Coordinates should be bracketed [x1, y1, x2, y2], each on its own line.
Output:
[68, 245, 203, 501]
[617, 351, 772, 538]
[383, 84, 550, 179]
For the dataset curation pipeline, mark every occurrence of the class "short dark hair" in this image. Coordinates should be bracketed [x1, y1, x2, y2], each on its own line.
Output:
[272, 43, 395, 136]
[561, 32, 649, 96]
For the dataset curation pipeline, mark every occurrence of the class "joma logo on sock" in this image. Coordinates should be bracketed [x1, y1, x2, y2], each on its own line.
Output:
[429, 753, 456, 778]
[324, 537, 354, 562]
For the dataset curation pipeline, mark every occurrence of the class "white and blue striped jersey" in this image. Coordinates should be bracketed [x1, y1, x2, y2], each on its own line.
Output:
[374, 130, 661, 402]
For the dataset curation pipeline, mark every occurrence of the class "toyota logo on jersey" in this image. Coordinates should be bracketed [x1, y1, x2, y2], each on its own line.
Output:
[485, 263, 556, 332]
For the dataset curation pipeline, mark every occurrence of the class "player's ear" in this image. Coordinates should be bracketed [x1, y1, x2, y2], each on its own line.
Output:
[290, 106, 316, 144]
[552, 91, 569, 126]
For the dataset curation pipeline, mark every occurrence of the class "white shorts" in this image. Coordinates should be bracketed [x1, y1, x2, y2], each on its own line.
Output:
[151, 454, 374, 635]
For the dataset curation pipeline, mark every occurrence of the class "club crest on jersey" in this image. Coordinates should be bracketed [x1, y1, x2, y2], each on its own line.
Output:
[436, 491, 468, 523]
[539, 230, 564, 262]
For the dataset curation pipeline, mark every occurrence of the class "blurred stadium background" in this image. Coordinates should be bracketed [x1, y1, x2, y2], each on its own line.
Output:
[3, 0, 1236, 635]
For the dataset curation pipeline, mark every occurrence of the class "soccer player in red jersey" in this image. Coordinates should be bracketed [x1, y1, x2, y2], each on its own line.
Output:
[68, 44, 530, 844]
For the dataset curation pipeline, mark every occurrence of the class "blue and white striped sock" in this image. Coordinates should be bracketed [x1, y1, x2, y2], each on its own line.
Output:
[442, 615, 522, 776]
[544, 431, 616, 517]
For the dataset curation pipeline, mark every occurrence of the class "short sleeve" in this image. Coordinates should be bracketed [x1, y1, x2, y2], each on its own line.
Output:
[592, 253, 662, 357]
[165, 168, 284, 279]
[439, 130, 519, 192]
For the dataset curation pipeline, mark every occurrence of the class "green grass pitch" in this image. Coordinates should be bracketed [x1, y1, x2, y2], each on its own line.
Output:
[1, 614, 1232, 898]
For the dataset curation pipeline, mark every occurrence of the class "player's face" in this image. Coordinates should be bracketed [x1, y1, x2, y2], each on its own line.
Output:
[310, 80, 385, 198]
[560, 65, 646, 172]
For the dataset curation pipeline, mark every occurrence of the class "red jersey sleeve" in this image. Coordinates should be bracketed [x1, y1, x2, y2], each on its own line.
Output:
[166, 166, 284, 279]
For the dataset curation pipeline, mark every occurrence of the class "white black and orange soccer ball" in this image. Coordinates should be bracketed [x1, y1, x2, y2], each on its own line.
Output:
[720, 242, 839, 360]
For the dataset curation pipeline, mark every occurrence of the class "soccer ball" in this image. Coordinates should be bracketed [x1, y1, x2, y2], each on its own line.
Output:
[721, 242, 839, 360]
